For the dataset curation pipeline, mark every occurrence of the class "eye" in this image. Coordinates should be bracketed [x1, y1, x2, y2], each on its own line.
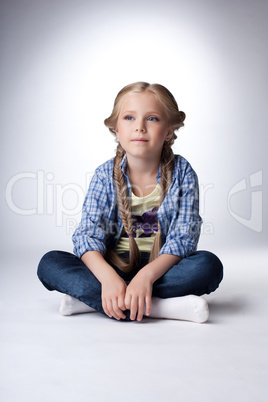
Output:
[148, 116, 160, 122]
[124, 115, 134, 121]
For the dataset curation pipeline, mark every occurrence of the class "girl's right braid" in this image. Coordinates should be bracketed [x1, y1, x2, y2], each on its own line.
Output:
[106, 143, 140, 272]
[113, 144, 132, 235]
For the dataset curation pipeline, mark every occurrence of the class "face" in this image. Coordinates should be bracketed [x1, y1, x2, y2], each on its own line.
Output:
[116, 92, 173, 162]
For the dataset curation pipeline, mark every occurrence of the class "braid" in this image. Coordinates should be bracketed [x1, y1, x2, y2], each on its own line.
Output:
[113, 145, 132, 235]
[105, 144, 140, 273]
[149, 142, 175, 262]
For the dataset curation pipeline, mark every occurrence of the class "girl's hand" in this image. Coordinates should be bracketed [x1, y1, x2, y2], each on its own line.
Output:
[125, 270, 153, 321]
[101, 274, 127, 320]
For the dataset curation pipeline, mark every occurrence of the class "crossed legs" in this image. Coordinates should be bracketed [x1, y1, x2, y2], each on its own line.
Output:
[37, 250, 223, 323]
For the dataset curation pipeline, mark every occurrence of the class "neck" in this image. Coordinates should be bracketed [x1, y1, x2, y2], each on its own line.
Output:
[126, 154, 160, 178]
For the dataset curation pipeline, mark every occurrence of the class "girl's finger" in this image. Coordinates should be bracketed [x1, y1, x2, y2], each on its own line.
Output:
[112, 298, 126, 320]
[107, 299, 118, 319]
[137, 297, 145, 321]
[102, 298, 112, 318]
[118, 295, 126, 312]
[145, 295, 152, 317]
[125, 293, 131, 310]
[130, 296, 138, 321]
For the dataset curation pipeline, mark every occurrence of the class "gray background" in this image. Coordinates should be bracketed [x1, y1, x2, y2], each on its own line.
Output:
[1, 0, 267, 258]
[1, 2, 268, 401]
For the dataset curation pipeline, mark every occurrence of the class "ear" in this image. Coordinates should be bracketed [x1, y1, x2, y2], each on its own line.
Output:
[165, 127, 174, 142]
[115, 127, 120, 141]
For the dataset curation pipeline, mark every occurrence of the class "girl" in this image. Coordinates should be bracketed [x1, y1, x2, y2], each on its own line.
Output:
[37, 82, 223, 323]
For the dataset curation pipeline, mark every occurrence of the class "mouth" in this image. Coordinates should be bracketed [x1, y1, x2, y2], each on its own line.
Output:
[132, 138, 149, 142]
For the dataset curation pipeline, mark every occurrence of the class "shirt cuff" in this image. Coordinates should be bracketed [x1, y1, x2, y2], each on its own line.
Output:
[73, 238, 106, 258]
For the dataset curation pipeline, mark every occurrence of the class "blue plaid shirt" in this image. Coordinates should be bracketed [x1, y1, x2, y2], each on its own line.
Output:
[72, 154, 202, 259]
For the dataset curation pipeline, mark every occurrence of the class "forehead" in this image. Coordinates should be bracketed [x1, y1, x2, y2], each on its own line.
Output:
[120, 91, 165, 114]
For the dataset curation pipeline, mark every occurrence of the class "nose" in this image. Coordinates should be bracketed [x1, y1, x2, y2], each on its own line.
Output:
[135, 120, 146, 132]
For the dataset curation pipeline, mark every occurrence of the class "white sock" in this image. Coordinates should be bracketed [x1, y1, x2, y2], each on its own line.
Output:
[59, 295, 96, 316]
[149, 295, 209, 323]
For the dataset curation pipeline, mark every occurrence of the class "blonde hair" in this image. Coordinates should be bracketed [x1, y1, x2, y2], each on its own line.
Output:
[104, 82, 185, 272]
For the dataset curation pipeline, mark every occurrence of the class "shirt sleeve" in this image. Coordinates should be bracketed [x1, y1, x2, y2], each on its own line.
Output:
[72, 170, 110, 258]
[158, 164, 202, 258]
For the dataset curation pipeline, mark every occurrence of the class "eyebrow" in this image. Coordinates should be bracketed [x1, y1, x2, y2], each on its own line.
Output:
[121, 110, 162, 115]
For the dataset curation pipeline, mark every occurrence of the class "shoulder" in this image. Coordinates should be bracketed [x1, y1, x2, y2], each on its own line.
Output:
[173, 154, 198, 184]
[94, 157, 115, 182]
[173, 154, 197, 175]
[85, 157, 115, 201]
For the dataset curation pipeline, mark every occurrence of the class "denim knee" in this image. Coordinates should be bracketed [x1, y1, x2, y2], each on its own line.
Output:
[37, 250, 60, 290]
[198, 250, 224, 292]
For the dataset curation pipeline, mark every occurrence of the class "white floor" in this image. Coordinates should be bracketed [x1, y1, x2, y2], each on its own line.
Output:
[1, 248, 267, 402]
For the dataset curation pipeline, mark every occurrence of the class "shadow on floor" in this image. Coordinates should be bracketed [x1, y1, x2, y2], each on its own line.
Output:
[207, 295, 251, 323]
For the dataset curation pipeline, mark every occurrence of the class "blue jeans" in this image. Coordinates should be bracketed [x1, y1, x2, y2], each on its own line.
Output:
[37, 250, 223, 320]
